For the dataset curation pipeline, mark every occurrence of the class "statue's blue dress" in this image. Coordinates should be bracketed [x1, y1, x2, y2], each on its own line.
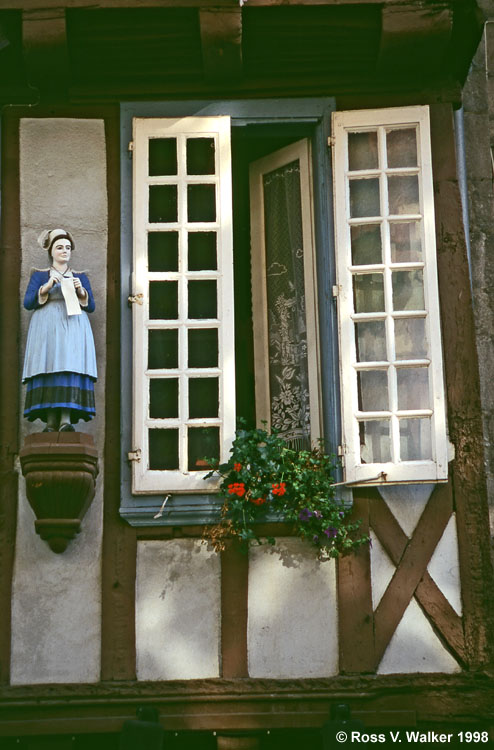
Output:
[22, 269, 97, 424]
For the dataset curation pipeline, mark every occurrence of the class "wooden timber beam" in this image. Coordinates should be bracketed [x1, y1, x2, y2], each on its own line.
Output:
[199, 6, 242, 82]
[378, 4, 453, 74]
[3, 0, 387, 9]
[22, 8, 69, 97]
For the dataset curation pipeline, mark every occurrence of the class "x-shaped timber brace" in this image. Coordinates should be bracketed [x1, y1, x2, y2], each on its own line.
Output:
[338, 482, 466, 673]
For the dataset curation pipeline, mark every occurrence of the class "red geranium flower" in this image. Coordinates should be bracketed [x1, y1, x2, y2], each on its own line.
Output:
[228, 482, 246, 497]
[271, 482, 286, 496]
[233, 462, 242, 472]
[250, 497, 266, 506]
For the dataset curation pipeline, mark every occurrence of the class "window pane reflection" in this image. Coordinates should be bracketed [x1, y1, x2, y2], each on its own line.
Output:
[148, 329, 178, 369]
[149, 185, 177, 223]
[386, 128, 417, 168]
[388, 175, 419, 215]
[353, 273, 385, 313]
[188, 280, 217, 319]
[348, 131, 378, 171]
[358, 370, 389, 412]
[189, 378, 219, 418]
[360, 420, 391, 463]
[394, 318, 427, 360]
[350, 178, 380, 218]
[392, 270, 424, 311]
[390, 222, 422, 263]
[188, 427, 219, 471]
[355, 320, 387, 362]
[397, 367, 429, 410]
[351, 224, 382, 265]
[400, 418, 432, 460]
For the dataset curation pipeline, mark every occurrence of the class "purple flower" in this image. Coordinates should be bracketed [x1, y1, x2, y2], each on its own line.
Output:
[312, 534, 319, 543]
[323, 526, 337, 539]
[299, 507, 313, 521]
[339, 511, 345, 519]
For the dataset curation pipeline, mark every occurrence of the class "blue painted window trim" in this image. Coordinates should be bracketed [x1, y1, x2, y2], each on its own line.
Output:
[119, 98, 338, 527]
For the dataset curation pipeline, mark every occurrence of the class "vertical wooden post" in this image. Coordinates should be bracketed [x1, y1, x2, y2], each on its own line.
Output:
[101, 110, 137, 681]
[430, 102, 494, 668]
[336, 491, 375, 673]
[0, 113, 20, 684]
[221, 539, 249, 677]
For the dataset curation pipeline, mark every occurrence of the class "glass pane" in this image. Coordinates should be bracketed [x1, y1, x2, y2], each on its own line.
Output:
[394, 318, 428, 360]
[148, 232, 178, 272]
[358, 370, 389, 412]
[350, 178, 380, 218]
[397, 367, 429, 410]
[188, 280, 217, 319]
[186, 138, 215, 175]
[149, 429, 178, 470]
[188, 329, 218, 368]
[390, 221, 422, 262]
[387, 128, 417, 168]
[392, 270, 424, 311]
[388, 175, 420, 215]
[189, 377, 218, 418]
[149, 281, 178, 320]
[150, 378, 178, 418]
[355, 320, 387, 362]
[187, 184, 216, 222]
[148, 138, 177, 176]
[360, 420, 391, 463]
[400, 418, 432, 460]
[348, 131, 378, 171]
[351, 224, 382, 265]
[353, 273, 385, 313]
[188, 232, 217, 270]
[188, 427, 219, 471]
[148, 329, 178, 369]
[149, 185, 177, 223]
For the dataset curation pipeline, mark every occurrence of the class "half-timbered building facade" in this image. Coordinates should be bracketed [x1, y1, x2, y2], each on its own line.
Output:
[0, 0, 493, 746]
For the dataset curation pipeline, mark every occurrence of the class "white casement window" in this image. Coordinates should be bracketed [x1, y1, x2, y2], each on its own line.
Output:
[131, 116, 235, 493]
[249, 139, 322, 448]
[332, 105, 448, 484]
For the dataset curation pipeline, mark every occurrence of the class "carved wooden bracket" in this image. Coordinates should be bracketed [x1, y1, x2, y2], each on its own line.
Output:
[19, 432, 99, 554]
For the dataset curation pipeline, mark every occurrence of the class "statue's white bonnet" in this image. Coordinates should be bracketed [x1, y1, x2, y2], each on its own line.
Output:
[37, 228, 75, 252]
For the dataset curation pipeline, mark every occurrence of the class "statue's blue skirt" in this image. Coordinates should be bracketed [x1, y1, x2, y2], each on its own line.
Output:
[24, 372, 96, 424]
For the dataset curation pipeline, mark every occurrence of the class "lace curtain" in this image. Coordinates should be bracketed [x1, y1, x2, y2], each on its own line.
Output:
[262, 160, 311, 448]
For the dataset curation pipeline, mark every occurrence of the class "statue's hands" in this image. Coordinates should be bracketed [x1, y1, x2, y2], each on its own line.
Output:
[73, 277, 87, 299]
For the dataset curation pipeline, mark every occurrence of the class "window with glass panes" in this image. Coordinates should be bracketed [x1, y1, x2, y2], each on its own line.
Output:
[131, 117, 235, 493]
[332, 106, 448, 484]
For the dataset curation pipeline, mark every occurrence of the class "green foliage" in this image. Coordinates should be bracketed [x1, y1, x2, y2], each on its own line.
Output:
[204, 421, 369, 560]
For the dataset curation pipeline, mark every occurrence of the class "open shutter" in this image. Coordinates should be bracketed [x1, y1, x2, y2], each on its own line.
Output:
[131, 116, 235, 493]
[332, 106, 448, 484]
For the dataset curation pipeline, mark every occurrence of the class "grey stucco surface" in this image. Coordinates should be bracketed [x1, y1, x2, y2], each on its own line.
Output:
[11, 118, 107, 684]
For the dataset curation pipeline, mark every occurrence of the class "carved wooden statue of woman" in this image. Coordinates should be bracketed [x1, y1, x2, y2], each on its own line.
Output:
[22, 228, 97, 432]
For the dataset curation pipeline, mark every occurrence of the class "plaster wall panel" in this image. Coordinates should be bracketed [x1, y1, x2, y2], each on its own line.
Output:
[248, 538, 338, 678]
[377, 597, 461, 674]
[377, 485, 434, 537]
[370, 531, 395, 610]
[12, 118, 107, 684]
[427, 513, 462, 615]
[136, 540, 221, 680]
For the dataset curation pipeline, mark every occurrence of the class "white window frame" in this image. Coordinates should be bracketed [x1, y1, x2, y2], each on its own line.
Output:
[249, 138, 322, 443]
[131, 116, 235, 494]
[332, 105, 448, 485]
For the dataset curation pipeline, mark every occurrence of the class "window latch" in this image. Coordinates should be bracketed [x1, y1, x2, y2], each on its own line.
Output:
[127, 449, 141, 463]
[128, 293, 144, 306]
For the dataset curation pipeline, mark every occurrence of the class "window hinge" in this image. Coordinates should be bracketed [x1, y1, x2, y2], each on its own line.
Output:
[127, 449, 141, 463]
[337, 445, 345, 457]
[128, 140, 134, 153]
[332, 284, 340, 298]
[128, 293, 143, 306]
[327, 135, 335, 148]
